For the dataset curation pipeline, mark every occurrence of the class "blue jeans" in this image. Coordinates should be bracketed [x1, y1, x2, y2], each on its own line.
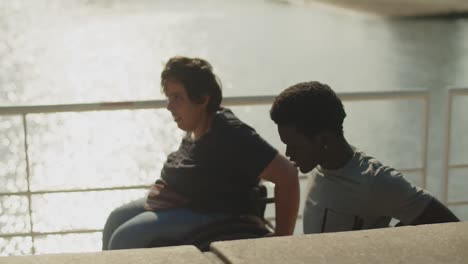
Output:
[102, 198, 227, 250]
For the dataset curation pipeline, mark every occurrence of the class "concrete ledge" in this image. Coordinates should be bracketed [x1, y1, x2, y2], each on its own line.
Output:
[210, 222, 468, 264]
[0, 246, 210, 264]
[1, 223, 466, 263]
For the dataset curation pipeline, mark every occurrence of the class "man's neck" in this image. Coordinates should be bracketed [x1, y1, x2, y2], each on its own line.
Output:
[191, 113, 214, 141]
[320, 138, 354, 170]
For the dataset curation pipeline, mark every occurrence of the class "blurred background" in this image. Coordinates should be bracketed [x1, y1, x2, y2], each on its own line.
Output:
[0, 0, 467, 256]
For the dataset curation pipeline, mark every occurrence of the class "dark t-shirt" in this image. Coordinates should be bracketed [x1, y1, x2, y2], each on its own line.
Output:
[160, 108, 277, 214]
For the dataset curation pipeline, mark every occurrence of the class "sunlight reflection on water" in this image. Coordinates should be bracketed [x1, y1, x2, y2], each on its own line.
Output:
[27, 110, 182, 190]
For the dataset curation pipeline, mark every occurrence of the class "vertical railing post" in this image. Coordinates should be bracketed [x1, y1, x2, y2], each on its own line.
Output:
[442, 90, 453, 204]
[421, 94, 430, 189]
[22, 114, 36, 254]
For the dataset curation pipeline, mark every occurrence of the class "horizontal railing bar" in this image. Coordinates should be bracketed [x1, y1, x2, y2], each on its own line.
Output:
[339, 90, 429, 101]
[0, 185, 148, 196]
[399, 168, 424, 173]
[447, 201, 468, 206]
[0, 100, 163, 115]
[447, 86, 468, 95]
[0, 168, 422, 196]
[0, 229, 103, 238]
[448, 164, 468, 169]
[0, 90, 429, 116]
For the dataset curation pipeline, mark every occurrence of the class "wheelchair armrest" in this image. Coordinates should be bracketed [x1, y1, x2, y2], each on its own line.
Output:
[250, 183, 275, 218]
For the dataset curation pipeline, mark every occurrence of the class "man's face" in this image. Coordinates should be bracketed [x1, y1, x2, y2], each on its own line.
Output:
[278, 125, 322, 173]
[165, 80, 208, 132]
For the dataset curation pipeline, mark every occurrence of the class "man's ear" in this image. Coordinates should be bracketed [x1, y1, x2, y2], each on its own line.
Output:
[318, 130, 335, 148]
[314, 133, 325, 145]
[200, 95, 210, 107]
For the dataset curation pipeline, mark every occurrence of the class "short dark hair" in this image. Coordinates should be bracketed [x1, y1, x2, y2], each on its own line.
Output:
[161, 56, 222, 114]
[270, 81, 346, 137]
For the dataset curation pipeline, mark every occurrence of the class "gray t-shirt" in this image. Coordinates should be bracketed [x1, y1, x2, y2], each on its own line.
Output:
[303, 149, 432, 234]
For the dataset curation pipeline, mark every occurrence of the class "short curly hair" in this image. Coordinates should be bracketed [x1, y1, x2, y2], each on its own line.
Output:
[270, 81, 346, 137]
[161, 56, 222, 114]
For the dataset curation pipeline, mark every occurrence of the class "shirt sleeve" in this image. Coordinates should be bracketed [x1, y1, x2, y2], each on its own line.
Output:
[226, 125, 278, 180]
[371, 166, 432, 224]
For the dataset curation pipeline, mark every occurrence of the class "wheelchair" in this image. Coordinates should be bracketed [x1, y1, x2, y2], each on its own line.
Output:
[147, 183, 275, 251]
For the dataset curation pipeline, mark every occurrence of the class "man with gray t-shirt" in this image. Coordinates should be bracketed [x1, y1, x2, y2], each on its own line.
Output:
[270, 81, 459, 234]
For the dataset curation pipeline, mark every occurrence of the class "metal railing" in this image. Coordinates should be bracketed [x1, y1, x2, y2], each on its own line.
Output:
[0, 90, 431, 254]
[443, 87, 468, 206]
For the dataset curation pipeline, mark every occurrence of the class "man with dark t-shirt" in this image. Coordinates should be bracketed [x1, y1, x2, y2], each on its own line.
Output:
[102, 56, 299, 250]
[161, 107, 281, 215]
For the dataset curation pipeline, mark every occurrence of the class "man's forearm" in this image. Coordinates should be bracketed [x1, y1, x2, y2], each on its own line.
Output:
[259, 154, 300, 236]
[274, 177, 300, 236]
